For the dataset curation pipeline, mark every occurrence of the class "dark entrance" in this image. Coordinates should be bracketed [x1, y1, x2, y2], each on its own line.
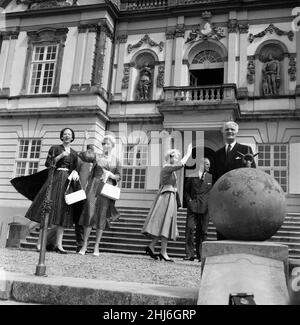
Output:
[190, 68, 224, 86]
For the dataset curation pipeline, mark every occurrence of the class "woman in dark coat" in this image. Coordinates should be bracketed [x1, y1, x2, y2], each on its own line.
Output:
[78, 131, 121, 256]
[22, 128, 79, 253]
[142, 143, 192, 262]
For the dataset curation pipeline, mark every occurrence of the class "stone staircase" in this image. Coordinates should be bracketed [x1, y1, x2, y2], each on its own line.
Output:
[20, 207, 300, 259]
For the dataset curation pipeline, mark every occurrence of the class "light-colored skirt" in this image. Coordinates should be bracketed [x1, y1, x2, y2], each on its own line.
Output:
[141, 191, 179, 241]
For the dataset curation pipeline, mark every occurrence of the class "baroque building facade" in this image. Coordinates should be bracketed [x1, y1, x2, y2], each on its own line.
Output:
[0, 0, 300, 244]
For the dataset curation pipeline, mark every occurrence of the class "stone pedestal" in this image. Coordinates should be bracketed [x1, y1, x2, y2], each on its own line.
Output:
[197, 241, 289, 305]
[6, 223, 28, 248]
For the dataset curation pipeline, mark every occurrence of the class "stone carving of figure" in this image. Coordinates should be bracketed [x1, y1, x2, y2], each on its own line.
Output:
[262, 53, 280, 95]
[137, 63, 152, 100]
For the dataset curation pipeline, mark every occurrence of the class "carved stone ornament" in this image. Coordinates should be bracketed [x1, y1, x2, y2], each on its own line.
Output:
[156, 64, 165, 88]
[248, 23, 294, 43]
[227, 19, 238, 33]
[185, 22, 225, 44]
[288, 56, 296, 82]
[127, 34, 164, 54]
[247, 59, 255, 84]
[174, 24, 185, 38]
[121, 64, 130, 89]
[16, 0, 77, 10]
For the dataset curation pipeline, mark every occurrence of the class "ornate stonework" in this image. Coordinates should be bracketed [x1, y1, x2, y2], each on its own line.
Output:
[248, 23, 294, 43]
[227, 19, 238, 33]
[156, 64, 165, 88]
[117, 34, 128, 44]
[127, 34, 164, 54]
[288, 56, 296, 82]
[247, 59, 255, 84]
[16, 0, 76, 10]
[121, 64, 130, 89]
[174, 24, 185, 38]
[185, 22, 225, 44]
[239, 24, 249, 34]
[166, 30, 175, 40]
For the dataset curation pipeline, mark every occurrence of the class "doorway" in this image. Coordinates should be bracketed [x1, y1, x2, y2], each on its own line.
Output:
[190, 69, 224, 86]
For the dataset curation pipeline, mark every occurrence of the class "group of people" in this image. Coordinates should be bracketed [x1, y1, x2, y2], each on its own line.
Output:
[142, 120, 256, 263]
[12, 120, 255, 261]
[12, 128, 121, 256]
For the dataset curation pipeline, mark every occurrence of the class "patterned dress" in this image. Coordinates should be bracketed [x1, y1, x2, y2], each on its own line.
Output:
[78, 150, 121, 230]
[24, 145, 78, 228]
[142, 162, 184, 241]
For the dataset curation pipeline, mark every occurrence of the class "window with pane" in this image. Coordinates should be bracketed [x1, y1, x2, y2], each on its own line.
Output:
[29, 45, 58, 94]
[257, 144, 288, 192]
[121, 144, 148, 189]
[15, 139, 41, 177]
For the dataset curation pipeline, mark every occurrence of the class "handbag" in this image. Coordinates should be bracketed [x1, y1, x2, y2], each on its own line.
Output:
[98, 181, 120, 201]
[65, 179, 86, 205]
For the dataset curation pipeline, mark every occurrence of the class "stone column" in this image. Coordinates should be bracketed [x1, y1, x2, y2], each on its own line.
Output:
[164, 30, 174, 86]
[81, 25, 97, 89]
[173, 22, 185, 86]
[295, 29, 300, 108]
[227, 17, 238, 84]
[70, 25, 87, 91]
[238, 24, 249, 90]
[0, 31, 19, 95]
[114, 34, 128, 100]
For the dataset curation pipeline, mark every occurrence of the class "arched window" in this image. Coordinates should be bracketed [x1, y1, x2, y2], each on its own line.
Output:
[192, 50, 223, 64]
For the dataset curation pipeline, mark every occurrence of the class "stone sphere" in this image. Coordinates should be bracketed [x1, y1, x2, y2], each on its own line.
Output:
[209, 168, 286, 241]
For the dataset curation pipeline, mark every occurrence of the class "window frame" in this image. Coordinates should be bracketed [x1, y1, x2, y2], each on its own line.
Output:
[121, 144, 148, 190]
[28, 44, 58, 94]
[14, 138, 42, 177]
[21, 28, 68, 96]
[257, 143, 288, 193]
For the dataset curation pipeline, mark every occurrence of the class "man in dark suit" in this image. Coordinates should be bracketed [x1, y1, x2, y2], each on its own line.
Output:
[183, 157, 212, 262]
[212, 121, 256, 239]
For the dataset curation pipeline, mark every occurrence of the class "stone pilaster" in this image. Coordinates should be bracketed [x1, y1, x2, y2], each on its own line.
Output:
[173, 24, 185, 86]
[0, 31, 19, 96]
[164, 30, 174, 87]
[114, 34, 128, 99]
[227, 18, 238, 84]
[238, 24, 249, 89]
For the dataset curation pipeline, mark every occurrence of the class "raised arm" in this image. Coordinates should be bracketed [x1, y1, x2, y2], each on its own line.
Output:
[79, 130, 96, 163]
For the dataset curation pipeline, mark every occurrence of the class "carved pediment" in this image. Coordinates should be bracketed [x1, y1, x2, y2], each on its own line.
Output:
[185, 22, 225, 44]
[248, 23, 294, 43]
[127, 34, 164, 54]
[15, 0, 77, 10]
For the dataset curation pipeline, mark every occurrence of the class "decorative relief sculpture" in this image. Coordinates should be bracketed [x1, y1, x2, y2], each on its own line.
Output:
[248, 23, 294, 43]
[16, 0, 76, 10]
[157, 64, 165, 88]
[127, 35, 164, 54]
[136, 63, 152, 100]
[121, 65, 130, 89]
[247, 59, 255, 84]
[185, 22, 225, 44]
[288, 56, 296, 81]
[261, 54, 280, 96]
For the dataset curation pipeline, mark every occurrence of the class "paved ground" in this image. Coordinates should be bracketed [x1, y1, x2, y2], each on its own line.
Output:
[0, 248, 201, 288]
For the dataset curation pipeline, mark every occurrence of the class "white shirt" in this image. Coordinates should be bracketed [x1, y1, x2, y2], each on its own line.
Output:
[198, 170, 206, 179]
[225, 141, 236, 153]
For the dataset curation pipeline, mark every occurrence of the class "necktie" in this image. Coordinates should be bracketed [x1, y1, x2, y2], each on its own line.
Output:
[226, 144, 231, 157]
[200, 171, 205, 182]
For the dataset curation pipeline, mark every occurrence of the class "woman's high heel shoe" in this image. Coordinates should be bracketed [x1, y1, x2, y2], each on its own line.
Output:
[145, 246, 158, 260]
[158, 253, 174, 262]
[54, 247, 67, 254]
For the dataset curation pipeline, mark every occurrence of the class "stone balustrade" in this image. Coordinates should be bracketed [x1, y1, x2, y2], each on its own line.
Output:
[119, 0, 218, 10]
[163, 84, 237, 104]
